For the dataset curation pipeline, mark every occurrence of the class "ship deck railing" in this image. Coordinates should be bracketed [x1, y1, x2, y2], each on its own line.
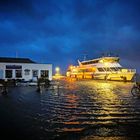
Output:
[119, 69, 136, 73]
[98, 69, 136, 73]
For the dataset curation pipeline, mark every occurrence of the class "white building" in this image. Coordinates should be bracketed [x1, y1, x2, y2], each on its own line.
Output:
[0, 57, 52, 81]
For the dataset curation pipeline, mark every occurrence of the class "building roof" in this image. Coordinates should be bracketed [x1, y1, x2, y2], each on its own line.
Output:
[0, 57, 36, 63]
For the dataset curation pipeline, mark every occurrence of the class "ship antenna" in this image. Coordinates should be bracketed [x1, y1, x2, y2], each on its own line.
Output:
[83, 54, 87, 61]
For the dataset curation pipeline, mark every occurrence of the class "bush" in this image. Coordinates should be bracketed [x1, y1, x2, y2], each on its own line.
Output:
[37, 77, 50, 87]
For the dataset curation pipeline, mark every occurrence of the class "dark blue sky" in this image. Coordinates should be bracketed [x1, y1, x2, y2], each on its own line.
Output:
[0, 0, 140, 73]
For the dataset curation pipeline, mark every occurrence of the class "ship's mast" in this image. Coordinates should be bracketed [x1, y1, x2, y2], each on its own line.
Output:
[83, 54, 87, 61]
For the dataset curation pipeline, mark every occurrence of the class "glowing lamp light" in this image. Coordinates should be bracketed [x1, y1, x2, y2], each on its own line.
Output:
[55, 67, 60, 76]
[53, 66, 63, 79]
[55, 67, 60, 73]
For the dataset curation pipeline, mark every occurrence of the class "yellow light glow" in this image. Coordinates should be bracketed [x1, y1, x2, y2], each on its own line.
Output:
[70, 65, 73, 70]
[100, 59, 104, 63]
[55, 67, 60, 72]
[104, 62, 109, 67]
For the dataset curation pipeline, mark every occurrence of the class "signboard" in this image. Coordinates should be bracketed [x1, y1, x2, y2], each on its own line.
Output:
[6, 65, 22, 69]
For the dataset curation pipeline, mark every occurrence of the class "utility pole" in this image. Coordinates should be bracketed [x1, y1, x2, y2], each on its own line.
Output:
[16, 51, 18, 58]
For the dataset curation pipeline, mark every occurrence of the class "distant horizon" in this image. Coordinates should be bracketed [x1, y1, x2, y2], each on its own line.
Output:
[0, 54, 139, 75]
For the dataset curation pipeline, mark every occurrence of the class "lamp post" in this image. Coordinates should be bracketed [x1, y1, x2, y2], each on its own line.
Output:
[55, 67, 60, 76]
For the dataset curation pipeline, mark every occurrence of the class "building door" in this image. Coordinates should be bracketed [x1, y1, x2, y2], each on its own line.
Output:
[32, 70, 38, 81]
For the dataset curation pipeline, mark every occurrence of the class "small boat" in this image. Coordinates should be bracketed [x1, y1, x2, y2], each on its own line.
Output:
[66, 56, 136, 81]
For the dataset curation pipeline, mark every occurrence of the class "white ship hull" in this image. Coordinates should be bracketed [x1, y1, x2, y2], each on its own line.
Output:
[94, 72, 135, 81]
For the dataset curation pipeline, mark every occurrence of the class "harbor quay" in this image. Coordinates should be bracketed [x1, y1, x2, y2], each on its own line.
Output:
[0, 80, 140, 140]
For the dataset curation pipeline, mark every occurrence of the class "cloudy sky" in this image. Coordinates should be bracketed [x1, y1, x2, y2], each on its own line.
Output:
[0, 0, 140, 73]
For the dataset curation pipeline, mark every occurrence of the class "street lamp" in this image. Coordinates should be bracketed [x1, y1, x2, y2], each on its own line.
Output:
[55, 67, 60, 75]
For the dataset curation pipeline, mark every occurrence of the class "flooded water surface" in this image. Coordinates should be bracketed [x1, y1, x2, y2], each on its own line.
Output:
[0, 80, 140, 140]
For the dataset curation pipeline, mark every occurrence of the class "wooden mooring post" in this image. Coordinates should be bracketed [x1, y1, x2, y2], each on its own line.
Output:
[36, 78, 41, 93]
[0, 80, 8, 95]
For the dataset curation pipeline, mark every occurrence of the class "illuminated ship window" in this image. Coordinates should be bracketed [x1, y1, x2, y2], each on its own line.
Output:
[97, 68, 104, 72]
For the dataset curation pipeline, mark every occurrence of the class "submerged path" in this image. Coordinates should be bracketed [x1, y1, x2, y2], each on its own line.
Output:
[0, 80, 140, 140]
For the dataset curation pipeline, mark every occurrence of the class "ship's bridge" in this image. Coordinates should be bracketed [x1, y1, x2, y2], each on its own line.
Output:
[81, 57, 119, 65]
[95, 62, 122, 68]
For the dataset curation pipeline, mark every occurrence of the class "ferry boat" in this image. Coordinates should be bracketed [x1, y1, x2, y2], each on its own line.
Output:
[66, 56, 136, 81]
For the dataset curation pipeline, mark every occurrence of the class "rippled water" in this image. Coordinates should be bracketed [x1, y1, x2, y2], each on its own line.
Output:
[0, 80, 140, 140]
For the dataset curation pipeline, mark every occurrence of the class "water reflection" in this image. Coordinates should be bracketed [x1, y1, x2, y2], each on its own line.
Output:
[0, 80, 140, 140]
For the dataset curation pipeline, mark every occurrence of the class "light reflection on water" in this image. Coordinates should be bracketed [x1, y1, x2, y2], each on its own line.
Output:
[0, 80, 140, 140]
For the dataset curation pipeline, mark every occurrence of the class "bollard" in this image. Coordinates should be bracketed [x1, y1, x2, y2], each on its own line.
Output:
[44, 79, 50, 89]
[1, 80, 8, 95]
[36, 77, 50, 92]
[36, 77, 40, 92]
[36, 85, 41, 93]
[36, 80, 41, 92]
[36, 77, 43, 93]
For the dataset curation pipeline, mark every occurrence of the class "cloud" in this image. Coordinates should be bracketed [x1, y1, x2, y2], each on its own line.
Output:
[0, 0, 140, 73]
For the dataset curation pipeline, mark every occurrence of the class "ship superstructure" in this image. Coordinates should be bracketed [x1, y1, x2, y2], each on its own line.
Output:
[66, 56, 136, 81]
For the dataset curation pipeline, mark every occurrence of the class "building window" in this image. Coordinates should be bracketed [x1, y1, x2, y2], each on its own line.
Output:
[41, 70, 49, 78]
[16, 70, 22, 78]
[5, 70, 12, 78]
[32, 70, 38, 77]
[24, 69, 30, 75]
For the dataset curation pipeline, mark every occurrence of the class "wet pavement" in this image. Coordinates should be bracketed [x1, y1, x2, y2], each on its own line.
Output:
[0, 80, 140, 140]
